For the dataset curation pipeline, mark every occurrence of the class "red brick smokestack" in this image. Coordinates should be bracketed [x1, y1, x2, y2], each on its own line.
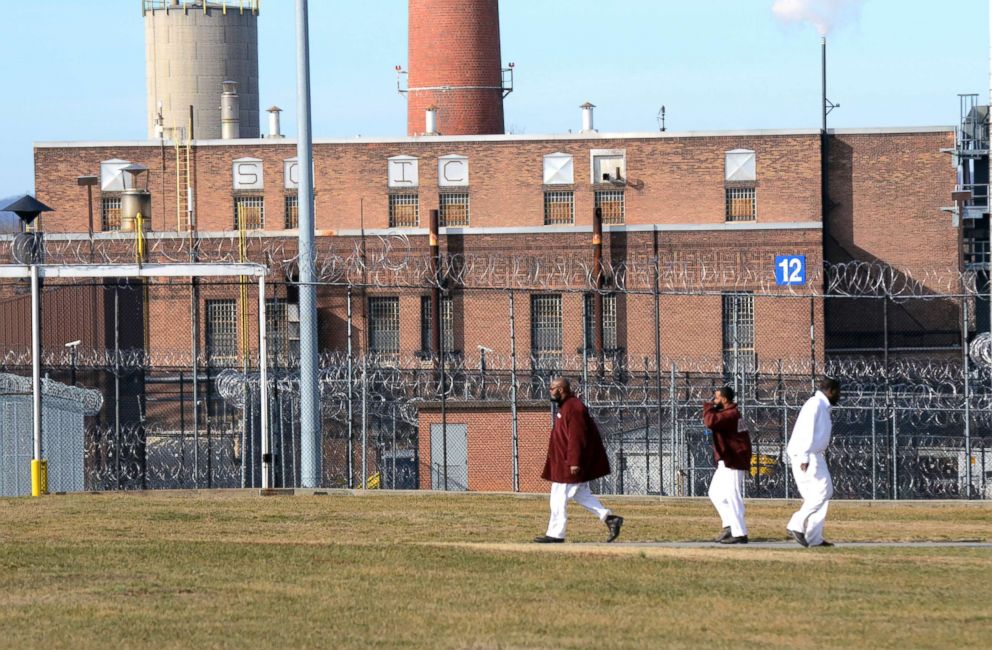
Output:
[407, 0, 505, 136]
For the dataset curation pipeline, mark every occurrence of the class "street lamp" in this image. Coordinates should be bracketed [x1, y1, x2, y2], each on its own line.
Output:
[0, 195, 54, 497]
[77, 176, 98, 242]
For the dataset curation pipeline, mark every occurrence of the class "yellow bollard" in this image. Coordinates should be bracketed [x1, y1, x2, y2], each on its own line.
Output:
[31, 459, 48, 497]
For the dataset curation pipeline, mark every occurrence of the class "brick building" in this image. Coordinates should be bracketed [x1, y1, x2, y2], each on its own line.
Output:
[11, 125, 963, 491]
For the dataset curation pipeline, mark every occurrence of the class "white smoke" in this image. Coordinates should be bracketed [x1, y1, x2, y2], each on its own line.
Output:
[771, 0, 866, 35]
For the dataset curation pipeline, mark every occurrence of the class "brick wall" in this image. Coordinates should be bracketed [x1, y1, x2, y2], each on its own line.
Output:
[407, 0, 504, 135]
[34, 133, 824, 234]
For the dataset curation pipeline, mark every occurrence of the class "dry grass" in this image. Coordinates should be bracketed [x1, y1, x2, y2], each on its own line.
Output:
[0, 492, 989, 649]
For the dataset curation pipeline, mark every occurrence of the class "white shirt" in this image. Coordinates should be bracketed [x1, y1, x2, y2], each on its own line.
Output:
[787, 391, 833, 464]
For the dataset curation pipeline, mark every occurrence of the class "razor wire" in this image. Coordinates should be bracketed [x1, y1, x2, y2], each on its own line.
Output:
[4, 232, 988, 297]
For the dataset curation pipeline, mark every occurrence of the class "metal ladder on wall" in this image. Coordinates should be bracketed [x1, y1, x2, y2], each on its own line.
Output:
[175, 125, 192, 232]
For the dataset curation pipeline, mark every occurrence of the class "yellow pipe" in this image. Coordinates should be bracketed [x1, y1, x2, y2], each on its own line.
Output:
[31, 459, 47, 496]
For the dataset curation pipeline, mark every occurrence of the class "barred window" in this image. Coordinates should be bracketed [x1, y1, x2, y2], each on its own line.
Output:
[205, 299, 237, 367]
[266, 300, 300, 364]
[439, 193, 470, 227]
[101, 195, 122, 231]
[544, 191, 574, 225]
[389, 194, 419, 228]
[583, 293, 618, 351]
[420, 295, 454, 353]
[725, 187, 756, 222]
[368, 296, 401, 361]
[284, 194, 299, 229]
[531, 294, 563, 369]
[234, 195, 265, 230]
[722, 293, 756, 392]
[594, 190, 625, 224]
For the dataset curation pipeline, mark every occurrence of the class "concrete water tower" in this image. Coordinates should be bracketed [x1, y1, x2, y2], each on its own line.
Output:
[405, 0, 510, 136]
[143, 1, 260, 140]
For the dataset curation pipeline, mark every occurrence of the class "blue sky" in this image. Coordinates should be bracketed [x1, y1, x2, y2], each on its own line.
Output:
[0, 0, 987, 197]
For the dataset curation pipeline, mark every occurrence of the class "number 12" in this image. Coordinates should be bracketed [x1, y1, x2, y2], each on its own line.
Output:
[778, 258, 803, 283]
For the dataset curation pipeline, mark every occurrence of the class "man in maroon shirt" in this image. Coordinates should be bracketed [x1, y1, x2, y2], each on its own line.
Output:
[534, 377, 623, 544]
[702, 386, 753, 544]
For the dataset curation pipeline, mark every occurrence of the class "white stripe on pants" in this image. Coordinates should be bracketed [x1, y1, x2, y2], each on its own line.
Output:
[787, 452, 833, 546]
[545, 481, 611, 539]
[708, 461, 747, 537]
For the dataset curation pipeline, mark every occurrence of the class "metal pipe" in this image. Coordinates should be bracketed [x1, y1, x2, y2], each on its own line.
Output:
[296, 0, 321, 488]
[31, 264, 42, 463]
[259, 276, 270, 489]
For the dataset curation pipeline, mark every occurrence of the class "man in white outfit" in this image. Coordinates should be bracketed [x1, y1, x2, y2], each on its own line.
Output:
[786, 377, 841, 548]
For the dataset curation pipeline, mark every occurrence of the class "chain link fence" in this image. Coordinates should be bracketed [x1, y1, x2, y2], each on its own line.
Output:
[1, 235, 990, 498]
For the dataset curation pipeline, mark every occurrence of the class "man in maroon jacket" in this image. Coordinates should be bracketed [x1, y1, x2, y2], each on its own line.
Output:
[534, 377, 623, 544]
[702, 386, 753, 544]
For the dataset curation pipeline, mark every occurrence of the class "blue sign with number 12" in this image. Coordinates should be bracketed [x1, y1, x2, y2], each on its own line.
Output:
[775, 255, 806, 286]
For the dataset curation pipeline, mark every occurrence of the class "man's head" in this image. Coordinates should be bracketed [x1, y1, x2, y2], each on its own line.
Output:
[819, 377, 841, 405]
[549, 377, 573, 405]
[714, 386, 735, 407]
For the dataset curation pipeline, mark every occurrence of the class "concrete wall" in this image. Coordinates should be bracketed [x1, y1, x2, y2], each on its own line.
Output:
[145, 3, 260, 139]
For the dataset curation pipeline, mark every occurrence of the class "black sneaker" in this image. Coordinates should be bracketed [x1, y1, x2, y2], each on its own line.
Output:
[787, 528, 809, 548]
[605, 515, 624, 543]
[719, 535, 749, 544]
[533, 535, 564, 544]
[713, 526, 732, 543]
[812, 540, 834, 548]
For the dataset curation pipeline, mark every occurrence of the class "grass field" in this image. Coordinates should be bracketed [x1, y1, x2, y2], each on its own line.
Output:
[1, 491, 989, 649]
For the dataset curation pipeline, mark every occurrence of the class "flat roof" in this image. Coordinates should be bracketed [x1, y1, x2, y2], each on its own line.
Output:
[34, 126, 955, 149]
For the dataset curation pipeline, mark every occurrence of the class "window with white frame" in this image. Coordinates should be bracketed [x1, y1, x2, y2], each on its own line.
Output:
[583, 293, 618, 351]
[725, 149, 756, 222]
[722, 293, 756, 393]
[531, 294, 563, 369]
[439, 193, 470, 227]
[205, 299, 238, 367]
[420, 295, 454, 354]
[368, 296, 401, 361]
[266, 299, 300, 365]
[284, 194, 299, 229]
[725, 187, 756, 222]
[101, 195, 122, 231]
[595, 190, 625, 224]
[544, 191, 574, 225]
[234, 194, 265, 230]
[388, 194, 419, 228]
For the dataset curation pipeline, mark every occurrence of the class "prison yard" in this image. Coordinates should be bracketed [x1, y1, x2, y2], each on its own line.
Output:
[0, 492, 988, 649]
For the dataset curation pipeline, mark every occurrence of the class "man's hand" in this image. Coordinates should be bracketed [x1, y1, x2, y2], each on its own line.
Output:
[800, 463, 809, 473]
[570, 465, 580, 476]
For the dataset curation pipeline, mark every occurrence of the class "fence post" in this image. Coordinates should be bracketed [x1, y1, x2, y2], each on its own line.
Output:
[653, 229, 664, 495]
[891, 409, 898, 500]
[509, 290, 520, 492]
[871, 410, 877, 500]
[258, 275, 270, 490]
[347, 288, 354, 488]
[669, 363, 677, 496]
[962, 295, 972, 498]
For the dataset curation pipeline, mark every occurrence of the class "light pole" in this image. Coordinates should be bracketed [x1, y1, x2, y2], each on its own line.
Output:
[1, 195, 54, 497]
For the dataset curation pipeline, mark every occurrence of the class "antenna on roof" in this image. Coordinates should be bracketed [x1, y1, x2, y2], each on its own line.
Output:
[657, 106, 666, 132]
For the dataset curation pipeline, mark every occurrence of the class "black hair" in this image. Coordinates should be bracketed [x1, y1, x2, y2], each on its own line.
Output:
[819, 377, 841, 393]
[717, 386, 735, 403]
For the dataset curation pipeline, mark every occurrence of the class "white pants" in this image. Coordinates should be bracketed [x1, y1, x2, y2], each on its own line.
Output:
[545, 481, 612, 539]
[787, 452, 833, 546]
[708, 461, 748, 537]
